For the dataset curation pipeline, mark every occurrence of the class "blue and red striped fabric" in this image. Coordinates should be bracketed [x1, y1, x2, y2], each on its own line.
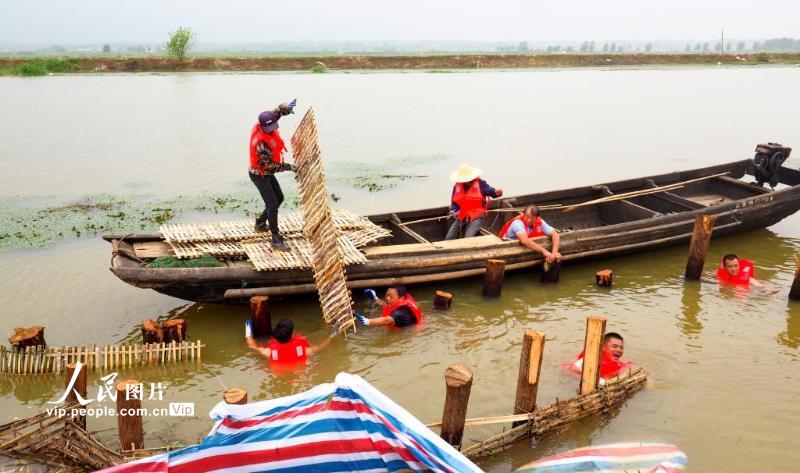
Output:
[99, 373, 481, 473]
[514, 443, 687, 473]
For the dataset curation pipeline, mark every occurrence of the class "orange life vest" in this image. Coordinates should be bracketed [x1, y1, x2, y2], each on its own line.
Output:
[267, 335, 309, 363]
[452, 180, 488, 221]
[576, 348, 630, 379]
[381, 294, 423, 325]
[249, 124, 287, 176]
[499, 215, 546, 239]
[716, 258, 754, 286]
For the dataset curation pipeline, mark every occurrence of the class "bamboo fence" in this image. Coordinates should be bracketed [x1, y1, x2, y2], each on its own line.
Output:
[291, 108, 356, 334]
[0, 340, 204, 375]
[461, 367, 648, 460]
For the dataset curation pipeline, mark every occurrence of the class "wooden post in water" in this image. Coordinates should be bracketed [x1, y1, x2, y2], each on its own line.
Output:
[141, 319, 163, 344]
[540, 260, 561, 284]
[483, 259, 506, 297]
[596, 269, 613, 287]
[250, 296, 273, 338]
[684, 214, 717, 280]
[65, 362, 87, 429]
[789, 255, 800, 301]
[512, 330, 545, 427]
[9, 326, 46, 350]
[433, 290, 453, 310]
[440, 364, 473, 449]
[223, 388, 248, 405]
[116, 379, 145, 451]
[162, 319, 187, 343]
[580, 316, 607, 395]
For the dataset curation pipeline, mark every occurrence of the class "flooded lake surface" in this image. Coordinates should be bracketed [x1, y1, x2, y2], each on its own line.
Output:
[1, 67, 799, 471]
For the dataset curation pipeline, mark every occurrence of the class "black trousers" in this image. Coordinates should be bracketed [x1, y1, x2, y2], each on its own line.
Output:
[249, 173, 284, 235]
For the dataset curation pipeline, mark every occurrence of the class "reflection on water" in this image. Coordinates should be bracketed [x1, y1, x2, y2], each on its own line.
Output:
[1, 68, 800, 471]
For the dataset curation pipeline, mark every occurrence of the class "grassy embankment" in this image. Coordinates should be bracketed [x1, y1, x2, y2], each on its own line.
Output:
[1, 52, 799, 76]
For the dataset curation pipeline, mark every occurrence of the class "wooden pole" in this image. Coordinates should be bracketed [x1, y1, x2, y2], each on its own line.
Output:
[596, 269, 613, 287]
[788, 254, 800, 301]
[540, 260, 561, 284]
[580, 316, 607, 395]
[116, 379, 145, 451]
[162, 319, 187, 343]
[512, 330, 545, 427]
[249, 296, 272, 338]
[64, 362, 87, 429]
[684, 214, 717, 280]
[433, 290, 453, 310]
[8, 326, 46, 350]
[141, 320, 163, 344]
[483, 259, 506, 297]
[440, 364, 473, 449]
[223, 388, 248, 405]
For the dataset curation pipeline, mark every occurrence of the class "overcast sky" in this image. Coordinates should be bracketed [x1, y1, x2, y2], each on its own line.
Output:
[2, 0, 798, 44]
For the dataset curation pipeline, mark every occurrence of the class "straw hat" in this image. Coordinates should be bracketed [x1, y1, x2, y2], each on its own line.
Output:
[449, 163, 482, 183]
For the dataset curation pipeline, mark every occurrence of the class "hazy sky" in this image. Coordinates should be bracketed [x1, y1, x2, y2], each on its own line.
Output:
[2, 0, 798, 44]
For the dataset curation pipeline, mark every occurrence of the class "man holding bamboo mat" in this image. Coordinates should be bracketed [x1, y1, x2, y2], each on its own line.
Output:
[248, 99, 298, 251]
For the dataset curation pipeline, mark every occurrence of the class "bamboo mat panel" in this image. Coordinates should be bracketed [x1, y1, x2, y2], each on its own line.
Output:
[292, 108, 356, 334]
[241, 236, 367, 271]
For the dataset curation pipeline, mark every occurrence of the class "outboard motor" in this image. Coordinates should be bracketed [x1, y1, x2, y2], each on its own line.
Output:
[752, 142, 792, 188]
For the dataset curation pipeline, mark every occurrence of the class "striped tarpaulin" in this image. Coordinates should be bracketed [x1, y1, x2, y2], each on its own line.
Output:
[514, 443, 687, 473]
[99, 373, 481, 473]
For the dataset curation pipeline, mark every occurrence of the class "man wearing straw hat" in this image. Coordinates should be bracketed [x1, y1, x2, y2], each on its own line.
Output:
[445, 164, 503, 240]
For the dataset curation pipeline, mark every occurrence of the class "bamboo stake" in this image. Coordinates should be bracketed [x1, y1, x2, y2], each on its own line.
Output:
[512, 330, 545, 427]
[116, 379, 144, 451]
[439, 364, 473, 449]
[684, 214, 717, 280]
[483, 259, 506, 297]
[65, 362, 87, 429]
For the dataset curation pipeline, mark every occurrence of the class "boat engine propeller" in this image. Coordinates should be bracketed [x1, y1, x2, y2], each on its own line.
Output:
[752, 142, 792, 189]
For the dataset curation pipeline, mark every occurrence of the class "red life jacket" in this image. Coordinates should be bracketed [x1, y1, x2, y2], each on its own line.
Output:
[249, 124, 287, 176]
[716, 258, 755, 286]
[381, 294, 422, 325]
[452, 180, 488, 221]
[499, 215, 546, 239]
[576, 348, 630, 379]
[267, 335, 309, 364]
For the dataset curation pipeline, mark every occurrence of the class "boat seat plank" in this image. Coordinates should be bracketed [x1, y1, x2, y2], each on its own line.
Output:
[715, 175, 771, 194]
[363, 234, 503, 258]
[133, 241, 174, 259]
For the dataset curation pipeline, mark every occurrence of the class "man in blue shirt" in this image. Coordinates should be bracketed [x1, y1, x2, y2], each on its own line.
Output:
[502, 205, 562, 263]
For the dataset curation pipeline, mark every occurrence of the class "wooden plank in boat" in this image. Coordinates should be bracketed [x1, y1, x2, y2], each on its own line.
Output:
[363, 234, 504, 258]
[134, 241, 174, 258]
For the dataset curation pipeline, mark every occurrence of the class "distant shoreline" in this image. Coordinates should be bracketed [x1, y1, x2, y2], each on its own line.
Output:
[1, 52, 799, 76]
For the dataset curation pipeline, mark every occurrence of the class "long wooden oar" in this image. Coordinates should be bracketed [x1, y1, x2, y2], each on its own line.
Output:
[562, 172, 729, 212]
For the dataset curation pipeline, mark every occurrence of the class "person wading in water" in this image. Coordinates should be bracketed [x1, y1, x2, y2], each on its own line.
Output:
[354, 286, 423, 328]
[249, 99, 298, 251]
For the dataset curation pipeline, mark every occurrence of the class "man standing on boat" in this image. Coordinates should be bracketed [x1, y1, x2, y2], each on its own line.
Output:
[500, 205, 562, 263]
[445, 164, 503, 240]
[249, 100, 298, 251]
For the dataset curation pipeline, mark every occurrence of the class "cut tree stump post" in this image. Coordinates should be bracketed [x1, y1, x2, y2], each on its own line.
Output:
[250, 296, 272, 338]
[685, 214, 717, 280]
[141, 320, 163, 344]
[440, 364, 473, 449]
[789, 255, 800, 301]
[116, 379, 144, 451]
[596, 269, 613, 287]
[580, 316, 607, 395]
[483, 259, 506, 297]
[162, 319, 187, 343]
[65, 362, 87, 429]
[433, 291, 453, 310]
[540, 260, 561, 284]
[512, 330, 545, 427]
[9, 326, 46, 350]
[223, 388, 248, 405]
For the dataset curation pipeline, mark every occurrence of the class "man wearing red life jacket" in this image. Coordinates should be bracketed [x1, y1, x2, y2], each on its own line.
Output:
[444, 164, 503, 240]
[249, 100, 298, 251]
[500, 205, 562, 263]
[245, 318, 333, 367]
[568, 332, 631, 384]
[354, 286, 422, 328]
[716, 254, 762, 287]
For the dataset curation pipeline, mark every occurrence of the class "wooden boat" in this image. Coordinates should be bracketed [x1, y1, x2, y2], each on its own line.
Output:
[103, 160, 800, 302]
